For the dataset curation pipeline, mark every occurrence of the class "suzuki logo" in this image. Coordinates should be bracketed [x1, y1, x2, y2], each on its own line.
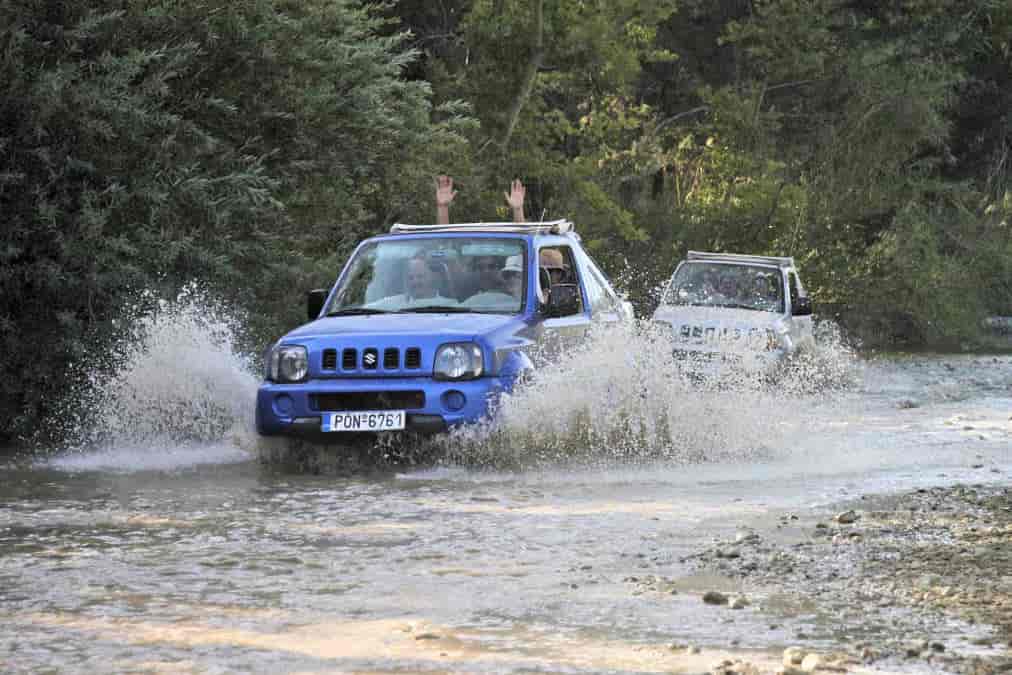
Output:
[363, 352, 377, 366]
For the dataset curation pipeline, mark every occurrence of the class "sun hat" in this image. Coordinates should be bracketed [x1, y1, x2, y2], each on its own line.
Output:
[501, 255, 523, 274]
[538, 249, 566, 269]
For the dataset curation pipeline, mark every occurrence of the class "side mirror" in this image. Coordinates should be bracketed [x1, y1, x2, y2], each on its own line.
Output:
[621, 300, 635, 321]
[547, 283, 581, 318]
[792, 296, 813, 316]
[307, 289, 328, 321]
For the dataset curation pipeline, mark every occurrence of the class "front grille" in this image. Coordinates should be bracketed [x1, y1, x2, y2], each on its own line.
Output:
[322, 349, 338, 370]
[342, 348, 357, 369]
[405, 348, 421, 369]
[312, 391, 425, 411]
[384, 348, 399, 369]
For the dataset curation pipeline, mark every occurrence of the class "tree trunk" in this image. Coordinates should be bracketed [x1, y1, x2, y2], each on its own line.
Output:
[500, 0, 543, 151]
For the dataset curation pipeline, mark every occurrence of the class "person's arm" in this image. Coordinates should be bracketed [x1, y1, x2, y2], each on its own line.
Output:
[435, 175, 456, 225]
[505, 178, 525, 223]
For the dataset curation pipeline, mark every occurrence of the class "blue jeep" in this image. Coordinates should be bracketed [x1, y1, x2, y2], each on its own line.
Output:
[256, 221, 630, 438]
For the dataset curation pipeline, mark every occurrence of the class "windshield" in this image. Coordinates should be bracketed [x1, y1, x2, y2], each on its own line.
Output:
[325, 237, 527, 315]
[664, 262, 785, 313]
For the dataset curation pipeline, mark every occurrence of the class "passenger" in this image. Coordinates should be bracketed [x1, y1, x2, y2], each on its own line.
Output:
[699, 269, 719, 299]
[749, 275, 778, 311]
[472, 254, 505, 295]
[501, 255, 524, 299]
[714, 275, 742, 305]
[539, 248, 568, 286]
[372, 255, 457, 309]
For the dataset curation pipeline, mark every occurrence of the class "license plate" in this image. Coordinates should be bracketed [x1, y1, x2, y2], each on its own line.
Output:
[322, 410, 406, 432]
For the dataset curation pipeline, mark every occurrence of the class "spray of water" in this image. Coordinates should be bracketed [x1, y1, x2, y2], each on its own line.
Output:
[45, 285, 263, 470]
[38, 278, 861, 473]
[441, 318, 860, 470]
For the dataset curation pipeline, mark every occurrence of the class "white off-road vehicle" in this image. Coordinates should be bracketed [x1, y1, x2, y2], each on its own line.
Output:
[652, 251, 814, 374]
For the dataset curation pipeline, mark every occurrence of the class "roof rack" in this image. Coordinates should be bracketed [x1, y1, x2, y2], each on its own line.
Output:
[390, 219, 574, 236]
[687, 250, 795, 268]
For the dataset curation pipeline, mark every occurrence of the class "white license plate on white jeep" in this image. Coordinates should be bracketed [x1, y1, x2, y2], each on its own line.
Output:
[322, 411, 406, 432]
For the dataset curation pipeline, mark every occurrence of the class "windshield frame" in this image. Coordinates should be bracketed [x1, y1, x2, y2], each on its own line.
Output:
[323, 233, 530, 317]
[663, 260, 786, 314]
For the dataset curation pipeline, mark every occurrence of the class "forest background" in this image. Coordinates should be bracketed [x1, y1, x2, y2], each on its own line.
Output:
[2, 0, 1011, 444]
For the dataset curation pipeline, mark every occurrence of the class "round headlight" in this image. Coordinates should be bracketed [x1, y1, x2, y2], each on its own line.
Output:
[434, 343, 483, 381]
[274, 345, 308, 382]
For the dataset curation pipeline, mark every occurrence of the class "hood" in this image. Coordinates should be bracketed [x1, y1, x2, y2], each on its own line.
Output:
[279, 313, 526, 377]
[285, 312, 519, 341]
[653, 305, 784, 329]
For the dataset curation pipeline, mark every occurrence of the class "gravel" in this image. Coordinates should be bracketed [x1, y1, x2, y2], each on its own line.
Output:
[684, 484, 1012, 674]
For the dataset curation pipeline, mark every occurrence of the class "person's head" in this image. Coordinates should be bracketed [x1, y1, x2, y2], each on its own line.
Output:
[474, 255, 502, 288]
[718, 275, 738, 297]
[406, 256, 436, 299]
[539, 249, 567, 285]
[501, 255, 523, 298]
[702, 269, 717, 287]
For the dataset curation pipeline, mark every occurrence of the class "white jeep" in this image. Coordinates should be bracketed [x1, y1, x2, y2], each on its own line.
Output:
[652, 251, 814, 374]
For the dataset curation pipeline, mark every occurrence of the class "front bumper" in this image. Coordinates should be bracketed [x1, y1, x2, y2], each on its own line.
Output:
[255, 376, 508, 437]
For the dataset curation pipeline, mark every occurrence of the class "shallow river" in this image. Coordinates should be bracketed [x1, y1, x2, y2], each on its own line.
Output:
[2, 349, 1011, 674]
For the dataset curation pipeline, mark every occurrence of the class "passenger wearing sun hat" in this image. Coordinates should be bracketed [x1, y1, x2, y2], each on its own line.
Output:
[462, 254, 525, 309]
[500, 254, 524, 300]
[539, 248, 568, 285]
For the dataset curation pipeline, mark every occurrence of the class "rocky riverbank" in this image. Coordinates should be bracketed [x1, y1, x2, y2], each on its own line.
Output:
[682, 483, 1012, 674]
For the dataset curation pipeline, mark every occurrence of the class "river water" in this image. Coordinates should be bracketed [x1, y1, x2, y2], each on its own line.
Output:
[1, 307, 1010, 673]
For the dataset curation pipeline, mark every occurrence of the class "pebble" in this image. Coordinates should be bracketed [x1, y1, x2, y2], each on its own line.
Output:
[783, 646, 805, 666]
[414, 632, 441, 640]
[800, 653, 823, 671]
[702, 590, 729, 605]
[729, 595, 750, 609]
[835, 510, 860, 524]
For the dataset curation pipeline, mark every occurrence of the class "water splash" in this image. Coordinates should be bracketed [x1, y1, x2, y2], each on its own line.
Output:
[45, 285, 262, 469]
[441, 318, 859, 469]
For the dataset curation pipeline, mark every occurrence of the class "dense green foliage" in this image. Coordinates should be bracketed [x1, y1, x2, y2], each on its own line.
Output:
[3, 0, 1011, 442]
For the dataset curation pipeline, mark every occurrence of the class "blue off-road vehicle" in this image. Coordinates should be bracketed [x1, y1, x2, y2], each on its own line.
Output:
[256, 221, 630, 439]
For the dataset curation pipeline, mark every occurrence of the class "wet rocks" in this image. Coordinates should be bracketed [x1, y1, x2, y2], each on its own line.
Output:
[685, 484, 1012, 674]
[834, 509, 859, 524]
[711, 658, 760, 675]
[729, 595, 750, 610]
[702, 590, 729, 605]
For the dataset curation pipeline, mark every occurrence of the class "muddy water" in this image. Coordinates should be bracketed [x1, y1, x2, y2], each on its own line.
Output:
[1, 352, 1011, 674]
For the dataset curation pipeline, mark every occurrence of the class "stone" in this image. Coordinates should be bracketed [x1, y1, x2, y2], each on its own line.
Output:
[703, 591, 729, 605]
[735, 531, 761, 544]
[783, 647, 805, 666]
[414, 632, 441, 640]
[835, 510, 860, 524]
[800, 654, 823, 671]
[730, 595, 750, 609]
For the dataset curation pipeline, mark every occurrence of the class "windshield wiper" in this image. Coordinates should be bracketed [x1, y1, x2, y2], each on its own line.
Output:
[401, 305, 476, 314]
[325, 307, 392, 316]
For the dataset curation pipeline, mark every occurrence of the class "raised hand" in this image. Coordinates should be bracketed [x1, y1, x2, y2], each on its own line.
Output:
[435, 175, 457, 207]
[435, 175, 457, 224]
[505, 178, 525, 223]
